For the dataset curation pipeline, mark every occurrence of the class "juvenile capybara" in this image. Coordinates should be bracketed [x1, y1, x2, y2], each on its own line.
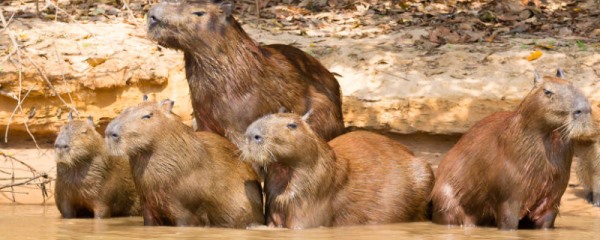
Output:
[147, 0, 344, 145]
[54, 113, 140, 218]
[575, 140, 600, 206]
[431, 69, 596, 230]
[104, 99, 263, 227]
[240, 112, 434, 229]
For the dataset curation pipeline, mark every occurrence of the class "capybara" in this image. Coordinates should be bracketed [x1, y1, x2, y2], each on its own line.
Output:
[431, 69, 596, 230]
[104, 99, 263, 227]
[147, 0, 344, 146]
[54, 113, 140, 218]
[576, 140, 600, 206]
[240, 112, 434, 229]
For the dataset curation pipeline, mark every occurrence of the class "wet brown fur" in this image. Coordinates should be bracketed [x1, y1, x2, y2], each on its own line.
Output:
[105, 100, 263, 227]
[147, 0, 344, 145]
[431, 73, 595, 230]
[54, 119, 140, 218]
[241, 113, 434, 229]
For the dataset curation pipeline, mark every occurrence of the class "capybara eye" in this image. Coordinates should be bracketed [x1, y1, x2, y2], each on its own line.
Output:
[192, 11, 206, 17]
[543, 89, 553, 97]
[142, 113, 153, 120]
[287, 123, 297, 130]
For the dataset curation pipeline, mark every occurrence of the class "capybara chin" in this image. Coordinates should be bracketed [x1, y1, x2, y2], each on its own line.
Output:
[431, 69, 595, 230]
[575, 140, 600, 206]
[147, 0, 344, 146]
[240, 112, 434, 229]
[105, 99, 263, 228]
[54, 114, 140, 219]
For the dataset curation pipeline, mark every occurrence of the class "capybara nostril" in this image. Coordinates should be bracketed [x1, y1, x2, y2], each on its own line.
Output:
[573, 110, 583, 119]
[110, 132, 120, 140]
[253, 135, 263, 144]
[149, 15, 158, 25]
[55, 143, 69, 150]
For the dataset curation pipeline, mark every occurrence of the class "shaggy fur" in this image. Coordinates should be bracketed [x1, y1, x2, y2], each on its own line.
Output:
[146, 0, 344, 146]
[105, 100, 263, 227]
[240, 113, 434, 229]
[430, 70, 596, 230]
[54, 117, 140, 218]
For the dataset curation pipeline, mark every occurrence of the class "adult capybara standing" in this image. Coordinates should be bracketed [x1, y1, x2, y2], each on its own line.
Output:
[105, 99, 263, 227]
[240, 112, 434, 229]
[147, 0, 344, 145]
[54, 114, 140, 218]
[431, 69, 596, 230]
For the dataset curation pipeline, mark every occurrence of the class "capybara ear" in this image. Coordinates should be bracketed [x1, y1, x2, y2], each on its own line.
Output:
[533, 70, 542, 86]
[219, 1, 233, 17]
[556, 68, 565, 78]
[278, 107, 288, 113]
[301, 109, 314, 122]
[86, 116, 94, 126]
[68, 111, 73, 122]
[143, 95, 149, 102]
[159, 99, 175, 112]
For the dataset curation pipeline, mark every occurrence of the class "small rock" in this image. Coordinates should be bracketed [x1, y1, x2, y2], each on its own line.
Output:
[106, 6, 120, 15]
[558, 27, 572, 37]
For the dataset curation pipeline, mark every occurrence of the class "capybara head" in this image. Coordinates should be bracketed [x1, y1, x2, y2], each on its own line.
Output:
[241, 111, 321, 167]
[105, 99, 177, 157]
[55, 114, 102, 167]
[520, 69, 595, 140]
[147, 0, 234, 51]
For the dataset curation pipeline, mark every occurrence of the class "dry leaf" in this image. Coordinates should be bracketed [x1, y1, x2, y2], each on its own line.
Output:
[526, 50, 542, 61]
[86, 57, 107, 67]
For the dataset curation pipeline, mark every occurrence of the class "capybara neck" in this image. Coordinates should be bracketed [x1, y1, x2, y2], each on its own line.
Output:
[184, 20, 263, 89]
[265, 142, 339, 206]
[131, 120, 207, 185]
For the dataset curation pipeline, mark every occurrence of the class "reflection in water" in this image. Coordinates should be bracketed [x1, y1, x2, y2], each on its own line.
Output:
[1, 205, 600, 239]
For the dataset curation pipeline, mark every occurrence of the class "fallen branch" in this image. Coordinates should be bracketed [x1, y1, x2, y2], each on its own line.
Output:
[0, 152, 53, 202]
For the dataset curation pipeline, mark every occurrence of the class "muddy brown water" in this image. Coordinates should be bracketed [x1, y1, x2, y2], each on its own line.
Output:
[1, 204, 600, 239]
[2, 133, 600, 239]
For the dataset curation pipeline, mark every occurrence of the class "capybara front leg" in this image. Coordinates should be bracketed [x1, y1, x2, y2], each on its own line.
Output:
[497, 201, 520, 230]
[93, 201, 111, 219]
[432, 203, 469, 226]
[591, 176, 600, 206]
[533, 210, 557, 229]
[142, 206, 158, 226]
[59, 201, 76, 218]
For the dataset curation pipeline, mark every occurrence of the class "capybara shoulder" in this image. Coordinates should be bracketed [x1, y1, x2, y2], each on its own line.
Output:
[241, 113, 434, 229]
[431, 69, 595, 230]
[105, 99, 263, 227]
[147, 0, 344, 145]
[54, 115, 139, 218]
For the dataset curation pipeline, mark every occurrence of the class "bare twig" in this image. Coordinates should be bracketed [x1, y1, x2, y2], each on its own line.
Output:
[4, 85, 35, 144]
[0, 152, 54, 202]
[0, 174, 49, 190]
[122, 0, 141, 26]
[0, 153, 52, 201]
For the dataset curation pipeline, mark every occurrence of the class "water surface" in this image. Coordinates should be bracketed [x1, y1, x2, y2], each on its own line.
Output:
[2, 204, 599, 240]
